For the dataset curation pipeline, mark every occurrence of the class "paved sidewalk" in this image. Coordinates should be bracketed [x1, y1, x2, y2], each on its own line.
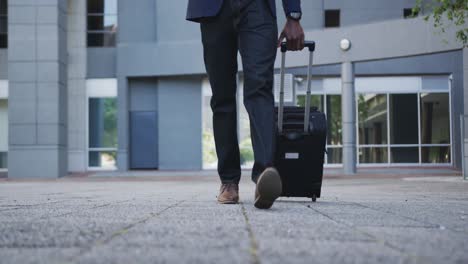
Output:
[0, 173, 467, 264]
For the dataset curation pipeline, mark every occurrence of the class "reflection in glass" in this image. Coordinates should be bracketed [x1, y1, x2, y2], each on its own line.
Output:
[390, 94, 418, 144]
[390, 147, 418, 163]
[422, 147, 450, 163]
[89, 98, 117, 148]
[297, 95, 323, 111]
[420, 93, 450, 144]
[87, 0, 117, 14]
[358, 94, 387, 145]
[89, 151, 116, 168]
[327, 148, 342, 164]
[326, 95, 341, 145]
[359, 147, 388, 163]
[87, 32, 116, 47]
[87, 15, 118, 31]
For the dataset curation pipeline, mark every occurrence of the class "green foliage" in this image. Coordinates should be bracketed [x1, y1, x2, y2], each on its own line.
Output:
[414, 0, 468, 46]
[327, 95, 342, 145]
[103, 98, 117, 149]
[297, 95, 323, 111]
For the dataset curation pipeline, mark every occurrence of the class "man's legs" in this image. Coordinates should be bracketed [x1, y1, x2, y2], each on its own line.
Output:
[201, 1, 241, 184]
[238, 0, 278, 183]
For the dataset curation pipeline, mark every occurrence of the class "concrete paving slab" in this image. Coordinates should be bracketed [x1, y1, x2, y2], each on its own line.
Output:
[0, 173, 467, 264]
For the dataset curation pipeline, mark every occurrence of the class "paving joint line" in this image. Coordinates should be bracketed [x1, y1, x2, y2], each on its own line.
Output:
[347, 200, 453, 230]
[0, 200, 64, 212]
[46, 203, 114, 219]
[240, 202, 261, 264]
[47, 199, 136, 219]
[67, 196, 197, 263]
[303, 203, 408, 255]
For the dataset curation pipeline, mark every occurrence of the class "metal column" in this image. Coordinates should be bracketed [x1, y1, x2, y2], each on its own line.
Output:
[341, 62, 357, 174]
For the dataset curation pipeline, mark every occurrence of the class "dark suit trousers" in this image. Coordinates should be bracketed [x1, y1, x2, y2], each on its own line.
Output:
[201, 0, 278, 183]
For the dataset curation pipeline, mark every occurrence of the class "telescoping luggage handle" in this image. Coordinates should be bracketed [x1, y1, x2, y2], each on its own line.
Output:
[278, 41, 316, 134]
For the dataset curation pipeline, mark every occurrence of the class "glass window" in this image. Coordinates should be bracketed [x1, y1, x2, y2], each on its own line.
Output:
[87, 15, 118, 31]
[359, 147, 388, 164]
[0, 0, 6, 15]
[238, 85, 254, 168]
[403, 8, 418, 18]
[0, 16, 6, 33]
[202, 80, 217, 169]
[89, 98, 117, 148]
[326, 95, 341, 145]
[87, 0, 117, 47]
[87, 0, 117, 14]
[358, 94, 387, 145]
[325, 10, 340, 28]
[420, 93, 450, 144]
[421, 146, 450, 163]
[0, 99, 7, 169]
[0, 0, 7, 49]
[89, 151, 116, 168]
[390, 147, 419, 163]
[0, 35, 6, 48]
[87, 32, 116, 47]
[390, 94, 418, 144]
[327, 148, 342, 164]
[0, 152, 6, 169]
[297, 95, 323, 111]
[88, 98, 117, 169]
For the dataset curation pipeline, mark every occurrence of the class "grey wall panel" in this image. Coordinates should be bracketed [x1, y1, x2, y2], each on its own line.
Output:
[129, 78, 158, 112]
[355, 51, 461, 75]
[118, 0, 156, 43]
[157, 77, 202, 170]
[87, 48, 116, 78]
[155, 0, 201, 41]
[115, 17, 462, 77]
[325, 0, 418, 26]
[286, 51, 461, 76]
[0, 50, 7, 79]
[276, 0, 324, 30]
[8, 0, 68, 178]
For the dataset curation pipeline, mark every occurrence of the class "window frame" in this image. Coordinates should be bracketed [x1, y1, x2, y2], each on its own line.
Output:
[356, 89, 453, 166]
[86, 79, 118, 171]
[86, 0, 118, 47]
[293, 76, 453, 167]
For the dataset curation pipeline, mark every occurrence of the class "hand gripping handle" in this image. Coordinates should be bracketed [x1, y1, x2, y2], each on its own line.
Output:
[280, 41, 315, 53]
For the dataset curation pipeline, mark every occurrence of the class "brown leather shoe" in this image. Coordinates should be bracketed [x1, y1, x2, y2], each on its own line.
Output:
[254, 167, 282, 209]
[217, 183, 239, 204]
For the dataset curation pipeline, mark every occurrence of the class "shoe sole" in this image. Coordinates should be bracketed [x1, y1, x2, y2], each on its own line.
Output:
[218, 199, 239, 204]
[254, 168, 282, 209]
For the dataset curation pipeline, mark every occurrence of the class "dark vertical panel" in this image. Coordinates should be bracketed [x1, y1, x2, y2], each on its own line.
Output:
[130, 111, 158, 169]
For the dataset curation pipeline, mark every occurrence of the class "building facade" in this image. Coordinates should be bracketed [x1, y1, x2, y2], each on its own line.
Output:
[0, 0, 466, 178]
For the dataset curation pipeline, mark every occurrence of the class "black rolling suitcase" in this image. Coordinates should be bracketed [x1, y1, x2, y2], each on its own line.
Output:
[274, 41, 327, 202]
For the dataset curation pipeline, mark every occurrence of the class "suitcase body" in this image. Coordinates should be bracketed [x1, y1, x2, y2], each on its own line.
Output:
[275, 42, 327, 201]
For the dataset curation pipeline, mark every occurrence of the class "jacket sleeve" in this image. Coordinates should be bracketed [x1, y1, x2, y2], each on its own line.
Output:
[282, 0, 301, 16]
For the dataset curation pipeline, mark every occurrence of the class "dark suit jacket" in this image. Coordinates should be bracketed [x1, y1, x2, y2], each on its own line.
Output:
[186, 0, 301, 22]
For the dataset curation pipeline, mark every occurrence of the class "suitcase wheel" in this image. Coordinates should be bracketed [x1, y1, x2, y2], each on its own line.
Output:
[312, 194, 317, 202]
